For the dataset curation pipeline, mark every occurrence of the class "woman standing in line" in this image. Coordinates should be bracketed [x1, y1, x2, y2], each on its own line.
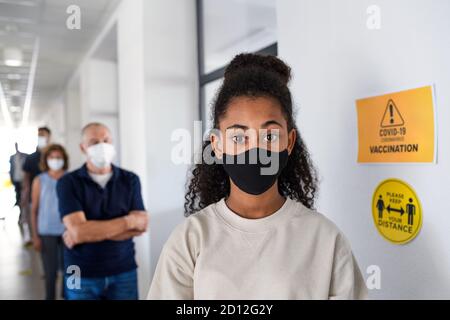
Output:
[31, 144, 68, 300]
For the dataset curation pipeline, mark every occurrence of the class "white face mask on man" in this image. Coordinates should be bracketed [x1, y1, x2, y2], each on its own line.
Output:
[37, 136, 48, 149]
[86, 143, 116, 169]
[47, 158, 64, 171]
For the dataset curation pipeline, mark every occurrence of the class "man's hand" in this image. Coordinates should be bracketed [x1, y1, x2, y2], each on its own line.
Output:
[61, 210, 148, 246]
[110, 211, 148, 241]
[63, 230, 77, 249]
[110, 230, 144, 241]
[125, 211, 149, 232]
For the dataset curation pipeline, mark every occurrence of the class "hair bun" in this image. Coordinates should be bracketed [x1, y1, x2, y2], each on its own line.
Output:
[224, 53, 291, 85]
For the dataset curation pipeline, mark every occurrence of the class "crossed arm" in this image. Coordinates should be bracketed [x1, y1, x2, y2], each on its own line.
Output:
[62, 210, 148, 249]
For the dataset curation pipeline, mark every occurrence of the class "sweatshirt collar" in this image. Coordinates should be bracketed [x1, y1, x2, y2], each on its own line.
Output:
[215, 197, 294, 233]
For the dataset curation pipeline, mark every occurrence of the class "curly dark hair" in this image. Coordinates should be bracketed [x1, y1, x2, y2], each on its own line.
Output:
[184, 53, 318, 215]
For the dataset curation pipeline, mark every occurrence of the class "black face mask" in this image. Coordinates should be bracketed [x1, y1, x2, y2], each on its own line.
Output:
[220, 148, 289, 195]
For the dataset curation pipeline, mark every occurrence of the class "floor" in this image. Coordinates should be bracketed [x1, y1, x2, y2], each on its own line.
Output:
[0, 187, 45, 300]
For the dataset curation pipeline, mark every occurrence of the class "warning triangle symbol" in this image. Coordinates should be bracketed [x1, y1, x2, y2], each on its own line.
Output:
[380, 99, 405, 128]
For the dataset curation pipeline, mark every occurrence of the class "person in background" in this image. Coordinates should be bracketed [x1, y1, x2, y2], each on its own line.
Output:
[31, 144, 68, 300]
[9, 142, 27, 208]
[56, 122, 148, 300]
[21, 127, 52, 244]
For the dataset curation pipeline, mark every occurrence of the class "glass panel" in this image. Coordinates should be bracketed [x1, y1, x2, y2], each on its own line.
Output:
[201, 0, 277, 74]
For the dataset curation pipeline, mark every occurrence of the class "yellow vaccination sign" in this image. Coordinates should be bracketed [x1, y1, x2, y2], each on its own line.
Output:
[372, 179, 422, 244]
[356, 86, 436, 163]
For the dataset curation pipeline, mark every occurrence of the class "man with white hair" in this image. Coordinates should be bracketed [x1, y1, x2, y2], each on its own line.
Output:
[57, 122, 148, 300]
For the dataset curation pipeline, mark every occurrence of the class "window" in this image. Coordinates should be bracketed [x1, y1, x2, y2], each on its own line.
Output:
[197, 0, 278, 133]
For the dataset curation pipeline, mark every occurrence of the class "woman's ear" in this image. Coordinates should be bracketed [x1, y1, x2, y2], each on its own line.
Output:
[287, 129, 297, 155]
[210, 130, 223, 159]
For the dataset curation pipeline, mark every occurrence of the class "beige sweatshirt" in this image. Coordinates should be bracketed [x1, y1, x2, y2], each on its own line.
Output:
[147, 197, 368, 300]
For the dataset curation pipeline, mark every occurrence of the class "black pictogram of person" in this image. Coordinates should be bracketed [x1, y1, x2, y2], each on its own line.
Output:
[406, 198, 416, 225]
[376, 195, 385, 219]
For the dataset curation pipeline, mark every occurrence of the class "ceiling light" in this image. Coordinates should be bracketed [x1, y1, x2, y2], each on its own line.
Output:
[10, 106, 21, 113]
[5, 24, 19, 33]
[10, 90, 21, 96]
[4, 47, 23, 67]
[7, 74, 22, 80]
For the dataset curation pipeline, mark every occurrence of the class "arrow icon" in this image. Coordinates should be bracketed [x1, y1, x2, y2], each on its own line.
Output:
[387, 205, 405, 216]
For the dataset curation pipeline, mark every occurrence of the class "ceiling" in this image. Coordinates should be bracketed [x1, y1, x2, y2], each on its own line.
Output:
[0, 0, 277, 126]
[0, 0, 119, 126]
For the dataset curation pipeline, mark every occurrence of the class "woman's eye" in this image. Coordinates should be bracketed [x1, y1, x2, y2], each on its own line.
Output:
[264, 133, 278, 143]
[232, 135, 245, 144]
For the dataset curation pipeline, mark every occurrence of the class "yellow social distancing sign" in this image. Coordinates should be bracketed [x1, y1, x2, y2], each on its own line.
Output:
[356, 86, 436, 163]
[372, 179, 422, 244]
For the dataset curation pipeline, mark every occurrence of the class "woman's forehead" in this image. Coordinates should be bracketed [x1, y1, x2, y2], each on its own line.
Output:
[48, 150, 62, 157]
[220, 96, 286, 128]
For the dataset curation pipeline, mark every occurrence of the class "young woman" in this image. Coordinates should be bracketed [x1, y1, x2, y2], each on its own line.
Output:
[148, 53, 367, 299]
[31, 144, 68, 300]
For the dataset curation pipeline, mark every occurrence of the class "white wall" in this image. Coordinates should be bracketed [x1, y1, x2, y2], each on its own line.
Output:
[277, 0, 450, 299]
[42, 95, 66, 146]
[80, 58, 121, 161]
[142, 0, 198, 282]
[116, 0, 150, 299]
[64, 75, 84, 169]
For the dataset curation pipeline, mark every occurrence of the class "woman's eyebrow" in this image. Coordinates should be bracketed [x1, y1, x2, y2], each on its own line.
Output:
[226, 124, 248, 130]
[261, 120, 283, 128]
